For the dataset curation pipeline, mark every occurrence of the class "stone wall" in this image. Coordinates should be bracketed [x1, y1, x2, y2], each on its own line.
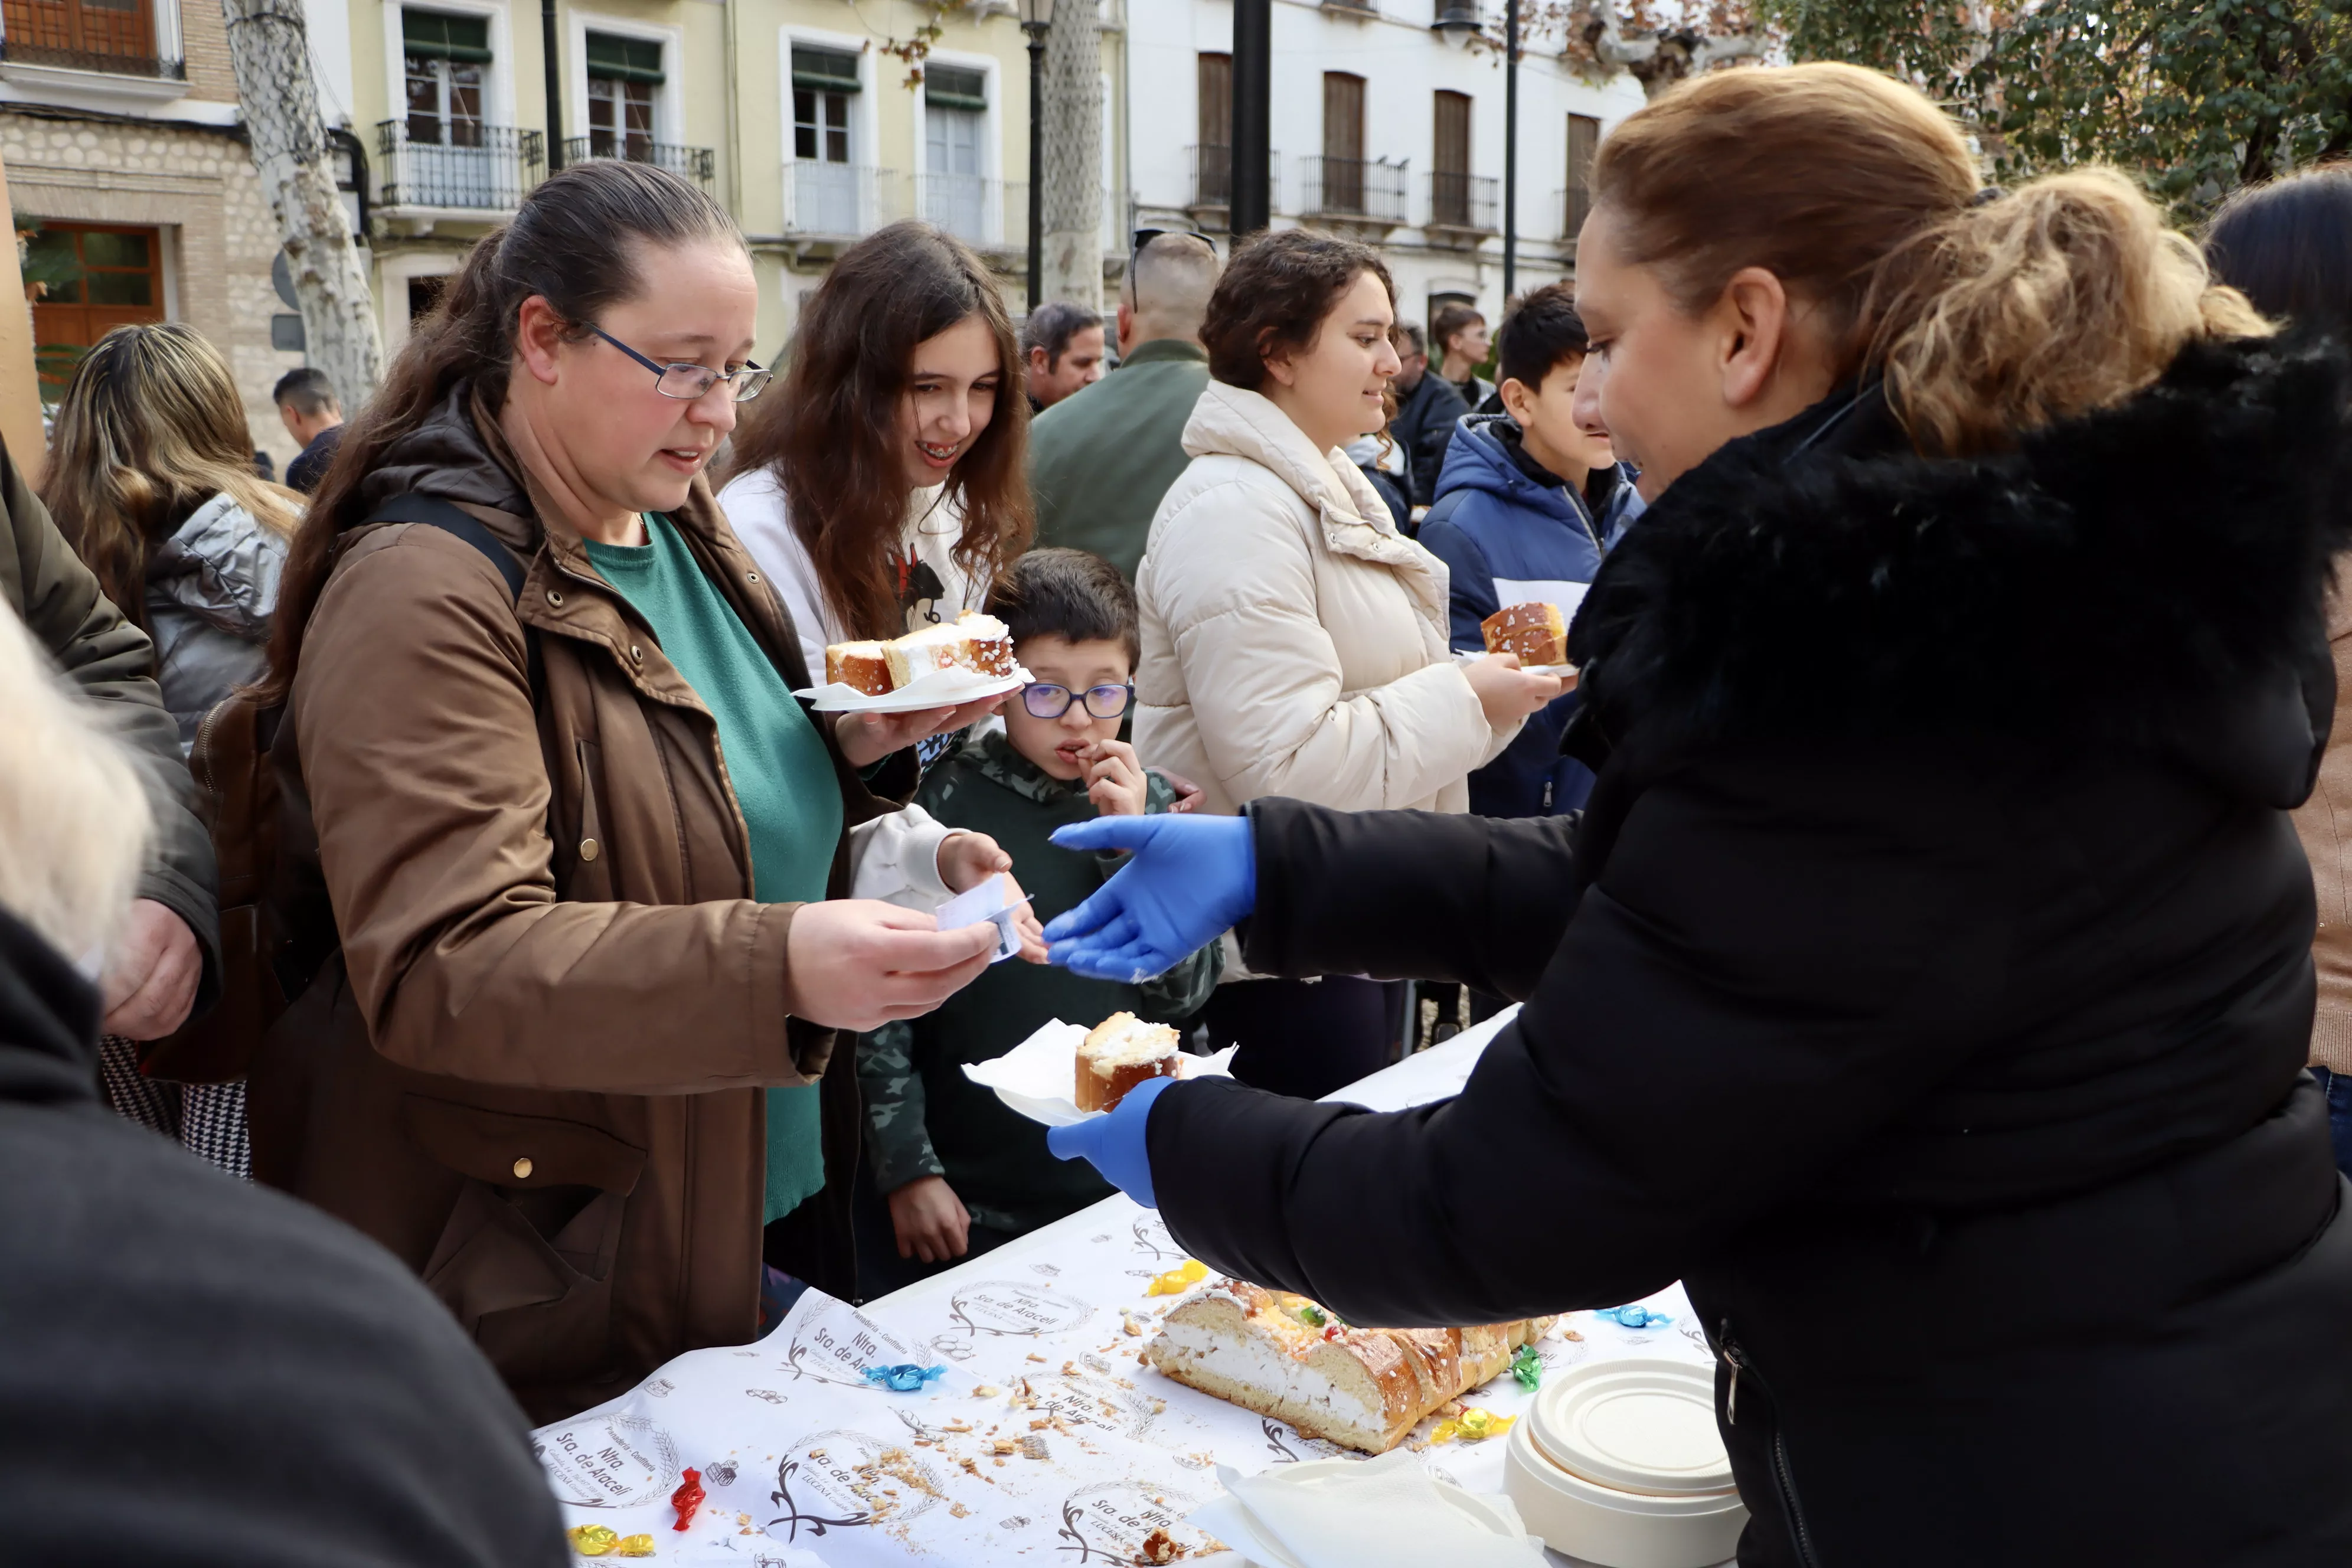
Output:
[1, 110, 306, 471]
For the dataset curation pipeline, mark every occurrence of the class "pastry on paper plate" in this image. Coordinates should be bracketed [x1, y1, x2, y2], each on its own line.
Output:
[1144, 1278, 1555, 1455]
[824, 640, 894, 696]
[1481, 602, 1569, 668]
[1074, 1011, 1181, 1112]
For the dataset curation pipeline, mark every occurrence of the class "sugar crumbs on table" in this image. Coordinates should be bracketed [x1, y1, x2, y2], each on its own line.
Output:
[1027, 1353, 1048, 1363]
[615, 1536, 656, 1559]
[1140, 1525, 1184, 1564]
[1511, 1343, 1543, 1391]
[568, 1524, 620, 1557]
[949, 1503, 971, 1520]
[972, 1385, 1000, 1397]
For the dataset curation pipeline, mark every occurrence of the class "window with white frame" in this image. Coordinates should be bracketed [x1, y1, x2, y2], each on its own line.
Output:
[403, 10, 488, 148]
[923, 63, 986, 241]
[792, 45, 858, 165]
[585, 31, 661, 162]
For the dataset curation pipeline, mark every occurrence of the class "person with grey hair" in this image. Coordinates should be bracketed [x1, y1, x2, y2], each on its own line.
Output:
[1021, 299, 1106, 411]
[0, 601, 569, 1566]
[1030, 229, 1221, 580]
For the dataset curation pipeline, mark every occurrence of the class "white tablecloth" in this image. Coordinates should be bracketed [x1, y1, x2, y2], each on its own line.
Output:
[531, 1010, 1723, 1566]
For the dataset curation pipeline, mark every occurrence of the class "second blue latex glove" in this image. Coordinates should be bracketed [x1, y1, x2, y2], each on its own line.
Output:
[1046, 1074, 1174, 1208]
[1043, 814, 1256, 982]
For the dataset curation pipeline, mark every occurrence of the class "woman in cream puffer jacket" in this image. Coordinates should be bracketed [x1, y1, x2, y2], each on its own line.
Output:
[1132, 230, 1553, 1095]
[1136, 378, 1516, 816]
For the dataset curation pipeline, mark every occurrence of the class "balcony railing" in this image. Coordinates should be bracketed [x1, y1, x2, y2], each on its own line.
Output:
[1186, 144, 1280, 214]
[561, 137, 714, 190]
[377, 122, 544, 213]
[0, 0, 183, 80]
[1299, 155, 1409, 224]
[918, 171, 1008, 248]
[784, 160, 901, 237]
[1427, 171, 1498, 234]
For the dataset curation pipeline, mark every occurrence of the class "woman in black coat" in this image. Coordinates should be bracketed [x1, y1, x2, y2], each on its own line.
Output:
[1043, 64, 2352, 1567]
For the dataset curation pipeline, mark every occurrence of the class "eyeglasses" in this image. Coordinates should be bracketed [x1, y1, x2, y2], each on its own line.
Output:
[1021, 681, 1133, 720]
[587, 325, 772, 403]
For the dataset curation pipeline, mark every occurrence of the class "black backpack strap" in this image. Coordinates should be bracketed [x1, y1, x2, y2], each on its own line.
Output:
[362, 493, 528, 600]
[362, 492, 541, 692]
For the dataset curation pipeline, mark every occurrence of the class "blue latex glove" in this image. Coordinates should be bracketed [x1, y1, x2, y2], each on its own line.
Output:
[1046, 1074, 1175, 1208]
[1043, 814, 1256, 981]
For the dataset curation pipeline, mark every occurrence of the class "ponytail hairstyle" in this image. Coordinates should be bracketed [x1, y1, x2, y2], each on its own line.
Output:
[1590, 63, 2270, 458]
[43, 322, 301, 632]
[726, 220, 1031, 641]
[258, 159, 741, 703]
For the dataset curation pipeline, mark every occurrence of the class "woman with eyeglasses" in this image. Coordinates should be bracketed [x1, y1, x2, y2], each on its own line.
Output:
[720, 221, 1031, 766]
[246, 161, 1025, 1422]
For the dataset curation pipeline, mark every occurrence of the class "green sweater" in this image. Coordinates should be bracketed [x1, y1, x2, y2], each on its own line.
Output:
[857, 730, 1219, 1235]
[1028, 338, 1211, 582]
[585, 514, 842, 1227]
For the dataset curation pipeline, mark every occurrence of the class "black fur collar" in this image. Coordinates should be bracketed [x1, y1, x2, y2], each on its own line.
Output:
[1569, 335, 2352, 790]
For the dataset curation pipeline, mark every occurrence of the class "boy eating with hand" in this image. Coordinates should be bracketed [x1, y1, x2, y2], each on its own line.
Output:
[855, 548, 1218, 1293]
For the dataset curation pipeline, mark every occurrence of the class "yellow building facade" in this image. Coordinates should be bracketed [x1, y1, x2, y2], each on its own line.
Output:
[326, 0, 1128, 364]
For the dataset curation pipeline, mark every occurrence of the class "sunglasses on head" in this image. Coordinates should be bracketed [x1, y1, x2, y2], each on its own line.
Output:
[1021, 681, 1134, 720]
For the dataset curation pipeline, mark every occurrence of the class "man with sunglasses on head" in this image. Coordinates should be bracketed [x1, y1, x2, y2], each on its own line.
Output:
[852, 548, 1218, 1296]
[1028, 231, 1222, 583]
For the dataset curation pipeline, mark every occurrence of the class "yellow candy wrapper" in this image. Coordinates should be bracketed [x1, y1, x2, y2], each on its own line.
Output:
[615, 1535, 656, 1558]
[568, 1524, 620, 1556]
[1429, 1407, 1515, 1445]
[1145, 1259, 1210, 1296]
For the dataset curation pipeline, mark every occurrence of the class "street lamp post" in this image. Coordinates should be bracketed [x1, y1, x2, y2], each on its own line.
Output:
[1020, 0, 1050, 311]
[1503, 0, 1519, 300]
[1230, 0, 1271, 238]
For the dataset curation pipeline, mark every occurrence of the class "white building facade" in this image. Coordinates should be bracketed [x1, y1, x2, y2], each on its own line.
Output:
[1126, 1, 1644, 342]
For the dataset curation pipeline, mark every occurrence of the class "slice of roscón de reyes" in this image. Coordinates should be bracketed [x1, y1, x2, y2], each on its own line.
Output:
[1142, 1277, 1554, 1454]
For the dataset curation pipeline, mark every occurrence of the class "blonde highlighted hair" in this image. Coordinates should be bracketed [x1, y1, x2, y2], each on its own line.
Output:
[41, 323, 302, 632]
[0, 606, 150, 961]
[1591, 63, 2270, 456]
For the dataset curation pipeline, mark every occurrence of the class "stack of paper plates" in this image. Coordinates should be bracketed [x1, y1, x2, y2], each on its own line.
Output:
[1502, 1358, 1747, 1568]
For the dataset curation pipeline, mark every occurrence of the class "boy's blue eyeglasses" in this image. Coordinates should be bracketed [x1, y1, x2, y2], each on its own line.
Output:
[587, 325, 772, 402]
[1022, 682, 1134, 720]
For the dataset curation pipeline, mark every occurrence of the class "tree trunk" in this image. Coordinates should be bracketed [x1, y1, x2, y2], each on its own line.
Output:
[1038, 0, 1103, 312]
[222, 0, 383, 407]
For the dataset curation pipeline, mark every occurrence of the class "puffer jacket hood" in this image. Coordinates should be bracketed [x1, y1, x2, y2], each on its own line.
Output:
[145, 492, 288, 745]
[1433, 413, 1604, 554]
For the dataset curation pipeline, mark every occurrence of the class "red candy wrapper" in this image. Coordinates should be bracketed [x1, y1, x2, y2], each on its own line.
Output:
[670, 1466, 704, 1532]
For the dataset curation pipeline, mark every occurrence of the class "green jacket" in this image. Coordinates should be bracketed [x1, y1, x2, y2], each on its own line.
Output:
[0, 439, 218, 1007]
[858, 729, 1217, 1234]
[1028, 338, 1211, 582]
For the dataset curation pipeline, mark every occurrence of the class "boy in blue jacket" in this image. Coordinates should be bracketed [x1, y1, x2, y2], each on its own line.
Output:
[1419, 283, 1639, 819]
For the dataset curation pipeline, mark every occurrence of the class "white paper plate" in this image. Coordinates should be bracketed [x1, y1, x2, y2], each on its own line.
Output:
[794, 662, 1031, 713]
[962, 1018, 1236, 1127]
[1451, 648, 1575, 678]
[1194, 1456, 1534, 1568]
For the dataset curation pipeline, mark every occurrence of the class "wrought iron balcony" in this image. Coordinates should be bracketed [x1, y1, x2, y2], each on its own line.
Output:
[1186, 144, 1280, 214]
[561, 137, 715, 190]
[1427, 171, 1498, 234]
[1299, 155, 1409, 224]
[377, 122, 544, 213]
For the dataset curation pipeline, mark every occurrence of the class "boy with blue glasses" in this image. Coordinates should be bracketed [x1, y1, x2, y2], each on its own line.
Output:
[854, 548, 1217, 1292]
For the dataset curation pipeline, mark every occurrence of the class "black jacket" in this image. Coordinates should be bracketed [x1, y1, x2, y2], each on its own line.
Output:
[0, 906, 567, 1566]
[1150, 337, 2352, 1566]
[1390, 369, 1469, 509]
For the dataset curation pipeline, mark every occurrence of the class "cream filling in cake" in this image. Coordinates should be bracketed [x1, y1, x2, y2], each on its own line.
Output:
[1149, 1318, 1390, 1449]
[1082, 1015, 1178, 1076]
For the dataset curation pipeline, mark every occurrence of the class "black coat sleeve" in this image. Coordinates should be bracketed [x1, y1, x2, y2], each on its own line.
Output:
[1240, 796, 1580, 1001]
[1158, 752, 2014, 1327]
